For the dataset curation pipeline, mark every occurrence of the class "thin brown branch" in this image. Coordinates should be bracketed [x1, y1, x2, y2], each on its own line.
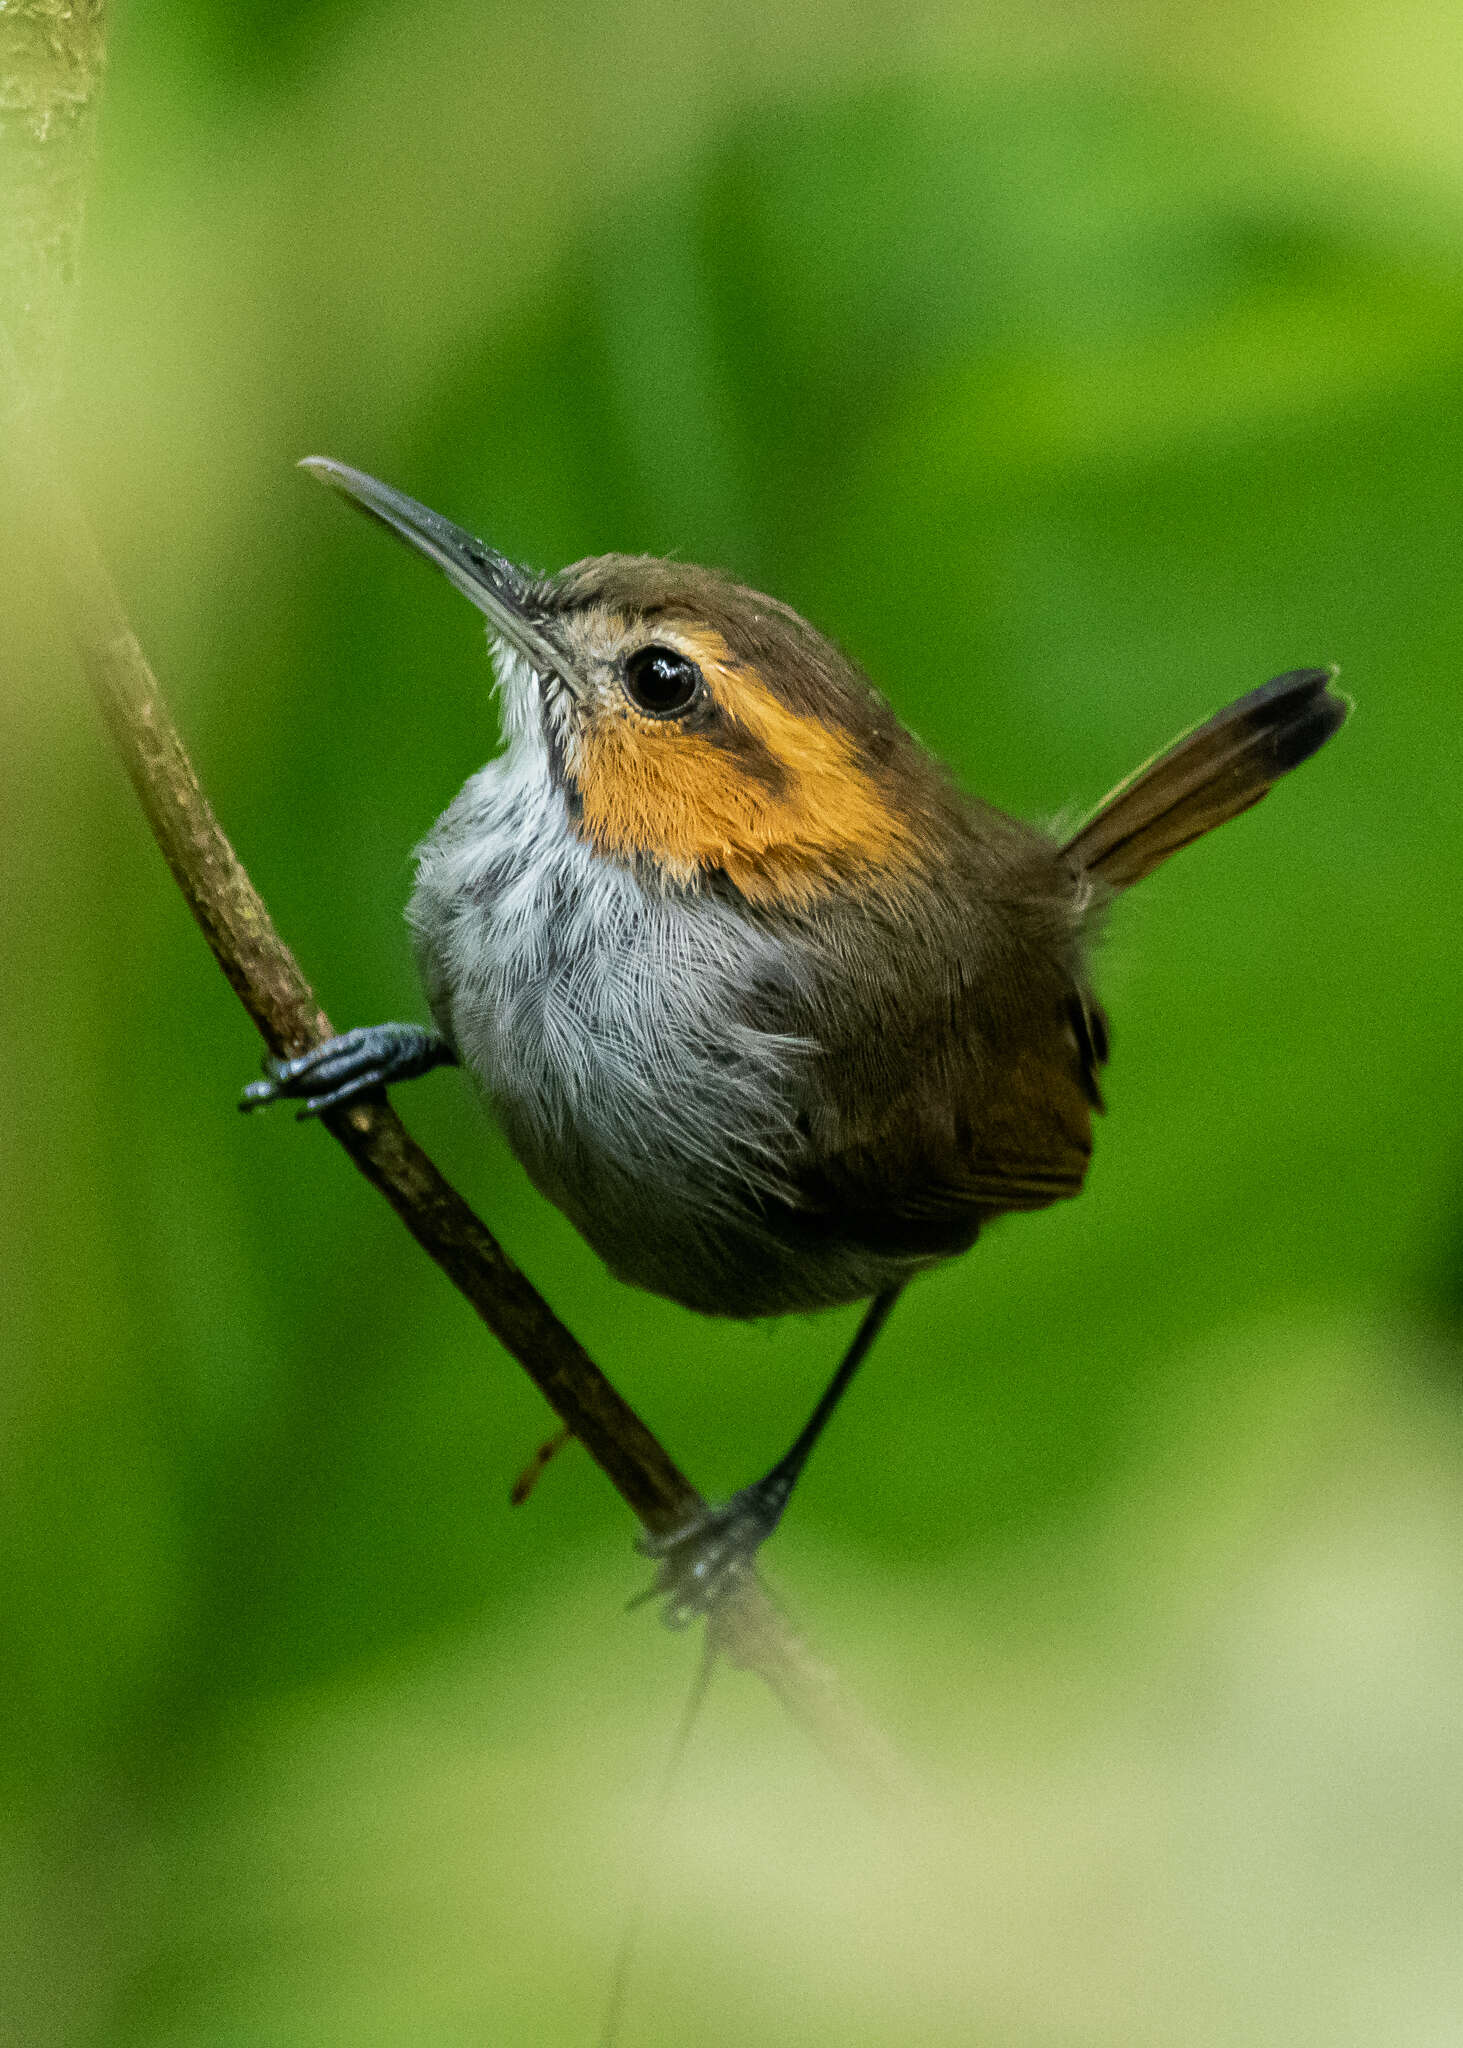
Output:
[1, 0, 910, 1807]
[6, 402, 697, 1528]
[4, 384, 911, 1808]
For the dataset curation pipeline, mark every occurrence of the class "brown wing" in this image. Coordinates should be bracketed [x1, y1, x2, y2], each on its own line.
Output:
[777, 935, 1102, 1266]
[1067, 986, 1110, 1112]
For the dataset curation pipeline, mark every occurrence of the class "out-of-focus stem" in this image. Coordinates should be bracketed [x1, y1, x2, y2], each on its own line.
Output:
[0, 0, 107, 410]
[0, 8, 911, 1814]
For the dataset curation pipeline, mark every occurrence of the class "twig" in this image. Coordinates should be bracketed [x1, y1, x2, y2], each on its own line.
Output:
[3, 393, 699, 1526]
[1, 1, 910, 1809]
[6, 400, 910, 1802]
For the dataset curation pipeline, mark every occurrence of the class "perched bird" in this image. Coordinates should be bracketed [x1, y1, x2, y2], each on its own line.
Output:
[243, 459, 1348, 1622]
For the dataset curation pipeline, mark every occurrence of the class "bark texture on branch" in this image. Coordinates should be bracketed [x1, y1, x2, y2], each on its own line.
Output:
[1, 0, 911, 1809]
[11, 409, 701, 1532]
[24, 438, 906, 1796]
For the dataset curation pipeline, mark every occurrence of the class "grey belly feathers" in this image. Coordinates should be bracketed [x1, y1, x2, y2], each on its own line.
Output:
[410, 745, 921, 1316]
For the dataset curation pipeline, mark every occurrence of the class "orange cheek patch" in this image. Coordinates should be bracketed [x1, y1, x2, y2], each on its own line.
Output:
[573, 642, 917, 907]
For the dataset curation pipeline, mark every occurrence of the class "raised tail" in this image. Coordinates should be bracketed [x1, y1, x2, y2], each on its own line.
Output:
[1062, 667, 1349, 891]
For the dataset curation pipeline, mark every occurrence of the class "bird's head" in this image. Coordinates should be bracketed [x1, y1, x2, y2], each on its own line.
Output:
[304, 459, 946, 909]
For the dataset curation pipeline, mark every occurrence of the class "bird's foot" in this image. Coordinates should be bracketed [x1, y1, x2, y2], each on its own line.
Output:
[635, 1479, 789, 1629]
[238, 1023, 453, 1119]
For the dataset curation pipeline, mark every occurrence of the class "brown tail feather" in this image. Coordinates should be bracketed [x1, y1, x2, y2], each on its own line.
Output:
[1062, 668, 1349, 891]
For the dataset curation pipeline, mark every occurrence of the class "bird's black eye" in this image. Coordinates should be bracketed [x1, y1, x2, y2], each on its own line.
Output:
[623, 644, 702, 718]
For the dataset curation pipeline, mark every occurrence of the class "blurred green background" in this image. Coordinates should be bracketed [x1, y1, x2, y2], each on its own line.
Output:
[4, 2, 1463, 2043]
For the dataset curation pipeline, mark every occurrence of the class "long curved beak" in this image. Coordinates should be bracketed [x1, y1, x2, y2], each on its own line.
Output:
[300, 457, 564, 681]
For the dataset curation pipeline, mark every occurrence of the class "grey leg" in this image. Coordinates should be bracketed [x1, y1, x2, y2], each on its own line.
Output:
[639, 1285, 903, 1627]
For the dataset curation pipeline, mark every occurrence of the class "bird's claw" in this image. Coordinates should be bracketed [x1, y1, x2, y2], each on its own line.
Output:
[238, 1024, 451, 1119]
[634, 1490, 781, 1628]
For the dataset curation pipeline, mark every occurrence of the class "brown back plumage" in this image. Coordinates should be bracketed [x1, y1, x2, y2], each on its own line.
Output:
[1063, 668, 1348, 891]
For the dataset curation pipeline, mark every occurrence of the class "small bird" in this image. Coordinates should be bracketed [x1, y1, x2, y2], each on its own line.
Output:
[243, 458, 1348, 1622]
